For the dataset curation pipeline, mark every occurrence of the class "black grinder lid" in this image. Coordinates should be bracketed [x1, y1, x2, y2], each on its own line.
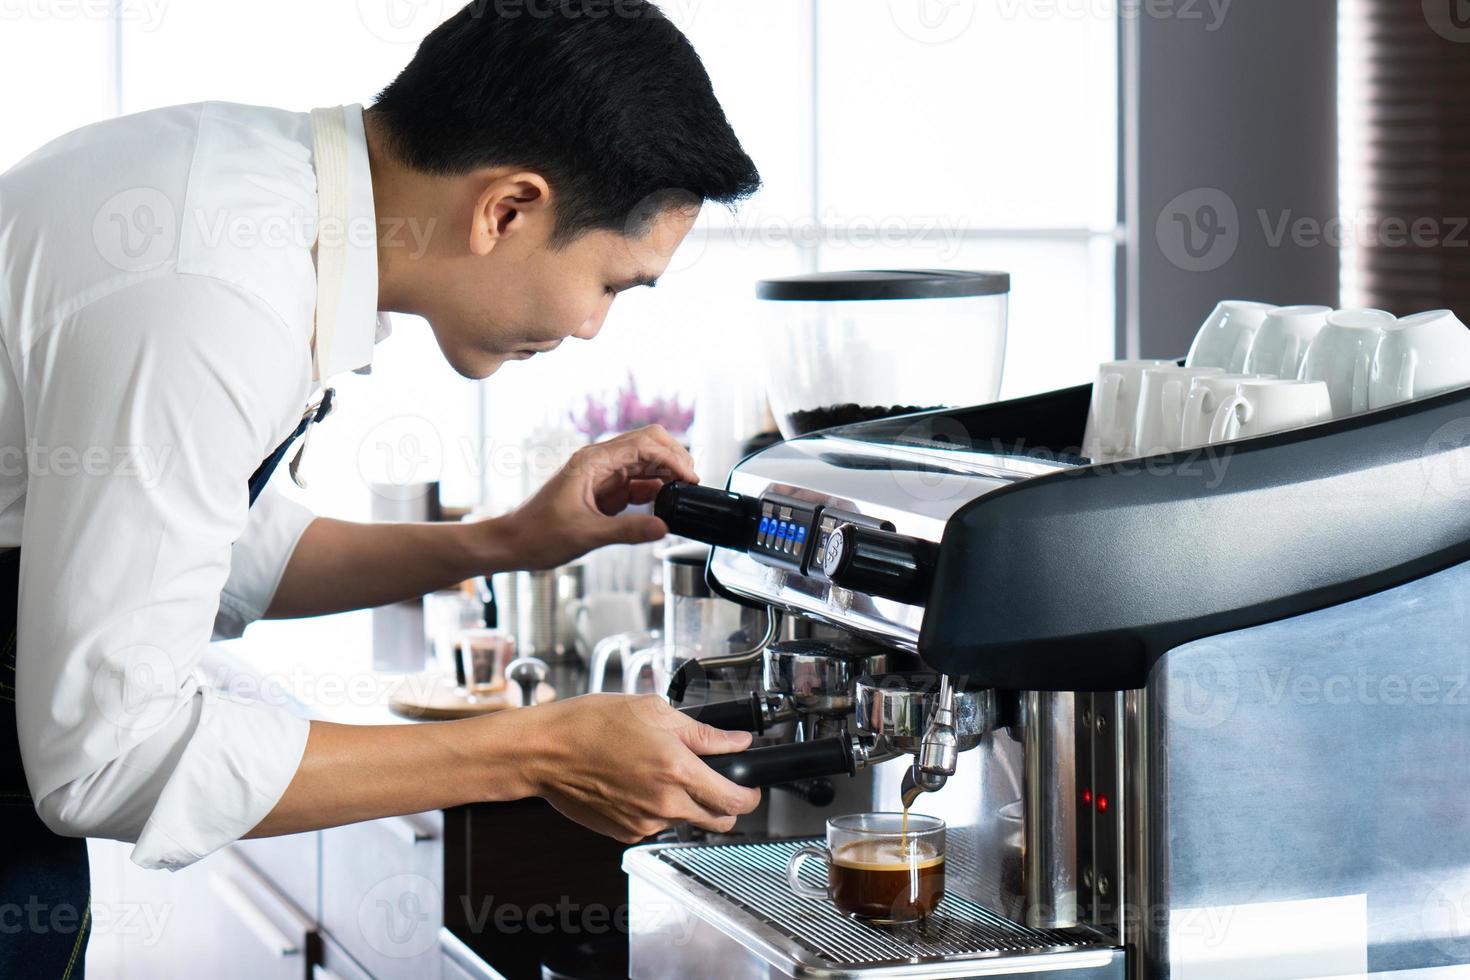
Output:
[756, 269, 1011, 302]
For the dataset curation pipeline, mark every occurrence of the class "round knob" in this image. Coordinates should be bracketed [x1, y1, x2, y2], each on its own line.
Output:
[506, 656, 549, 707]
[821, 524, 935, 605]
[654, 482, 755, 549]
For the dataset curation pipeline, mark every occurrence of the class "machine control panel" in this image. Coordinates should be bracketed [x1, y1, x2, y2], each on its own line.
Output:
[655, 482, 926, 594]
[753, 493, 815, 570]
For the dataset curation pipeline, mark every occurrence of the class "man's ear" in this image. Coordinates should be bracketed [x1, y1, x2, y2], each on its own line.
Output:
[469, 172, 552, 256]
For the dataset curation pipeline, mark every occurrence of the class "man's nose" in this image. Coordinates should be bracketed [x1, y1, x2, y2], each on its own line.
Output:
[573, 299, 611, 340]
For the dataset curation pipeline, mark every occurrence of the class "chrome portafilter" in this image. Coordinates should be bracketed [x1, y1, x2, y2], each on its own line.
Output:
[855, 672, 993, 806]
[762, 640, 892, 738]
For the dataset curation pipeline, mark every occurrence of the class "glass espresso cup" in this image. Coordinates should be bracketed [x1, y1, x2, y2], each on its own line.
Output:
[785, 813, 946, 923]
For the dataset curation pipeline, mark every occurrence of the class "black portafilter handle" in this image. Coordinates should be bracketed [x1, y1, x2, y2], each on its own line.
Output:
[654, 482, 756, 549]
[702, 737, 855, 789]
[677, 693, 767, 735]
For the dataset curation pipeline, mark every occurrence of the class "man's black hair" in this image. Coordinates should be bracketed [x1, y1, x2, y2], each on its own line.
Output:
[372, 0, 761, 245]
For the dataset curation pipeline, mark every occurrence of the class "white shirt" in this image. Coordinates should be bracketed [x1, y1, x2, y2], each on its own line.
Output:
[0, 102, 387, 869]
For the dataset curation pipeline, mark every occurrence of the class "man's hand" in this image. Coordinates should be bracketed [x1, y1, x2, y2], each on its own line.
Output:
[494, 425, 698, 571]
[510, 692, 762, 843]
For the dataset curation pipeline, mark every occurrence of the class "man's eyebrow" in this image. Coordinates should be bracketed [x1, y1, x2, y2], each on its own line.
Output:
[612, 274, 660, 292]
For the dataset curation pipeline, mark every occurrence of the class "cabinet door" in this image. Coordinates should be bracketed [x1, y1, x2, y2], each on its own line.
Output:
[321, 811, 443, 980]
[234, 830, 320, 921]
[88, 843, 315, 980]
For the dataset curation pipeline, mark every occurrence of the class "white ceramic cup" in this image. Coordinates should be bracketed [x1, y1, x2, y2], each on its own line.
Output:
[1299, 309, 1396, 417]
[1082, 359, 1178, 460]
[1208, 379, 1333, 444]
[1133, 365, 1224, 456]
[1179, 373, 1276, 449]
[1369, 309, 1470, 409]
[1185, 301, 1277, 373]
[1242, 305, 1333, 380]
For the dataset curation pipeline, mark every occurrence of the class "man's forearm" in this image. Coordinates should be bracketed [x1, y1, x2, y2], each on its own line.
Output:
[248, 712, 539, 837]
[266, 516, 520, 619]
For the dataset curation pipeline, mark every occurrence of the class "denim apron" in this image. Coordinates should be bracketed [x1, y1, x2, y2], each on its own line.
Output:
[0, 388, 333, 978]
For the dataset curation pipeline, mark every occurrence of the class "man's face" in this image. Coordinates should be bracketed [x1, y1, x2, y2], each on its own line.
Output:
[422, 205, 698, 380]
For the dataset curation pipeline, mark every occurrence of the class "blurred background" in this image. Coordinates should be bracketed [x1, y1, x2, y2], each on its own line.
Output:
[5, 0, 1468, 680]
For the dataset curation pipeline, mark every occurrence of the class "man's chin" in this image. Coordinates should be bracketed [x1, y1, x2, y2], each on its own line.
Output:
[445, 352, 507, 380]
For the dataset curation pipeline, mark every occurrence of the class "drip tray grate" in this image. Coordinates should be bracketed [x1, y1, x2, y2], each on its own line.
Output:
[658, 838, 1093, 967]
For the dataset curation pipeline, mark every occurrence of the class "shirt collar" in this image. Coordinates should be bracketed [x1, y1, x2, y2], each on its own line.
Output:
[310, 104, 392, 380]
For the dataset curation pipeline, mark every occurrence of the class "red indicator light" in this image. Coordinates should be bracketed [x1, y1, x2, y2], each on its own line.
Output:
[1097, 794, 1110, 814]
[1082, 788, 1093, 806]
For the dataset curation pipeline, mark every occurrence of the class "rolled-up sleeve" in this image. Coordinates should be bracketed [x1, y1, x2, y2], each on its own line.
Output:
[16, 273, 313, 870]
[213, 485, 315, 641]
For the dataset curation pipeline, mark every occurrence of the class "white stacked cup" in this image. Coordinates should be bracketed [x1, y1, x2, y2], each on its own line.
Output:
[1300, 309, 1397, 417]
[1243, 305, 1332, 380]
[1369, 309, 1470, 408]
[1082, 360, 1177, 461]
[1186, 300, 1277, 374]
[1133, 365, 1223, 456]
[1208, 379, 1334, 444]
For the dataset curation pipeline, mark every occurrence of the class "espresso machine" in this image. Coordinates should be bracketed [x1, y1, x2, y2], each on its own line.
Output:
[622, 276, 1470, 978]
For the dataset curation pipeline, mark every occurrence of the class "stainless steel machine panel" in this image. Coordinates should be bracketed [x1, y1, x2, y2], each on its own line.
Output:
[1137, 555, 1470, 978]
[624, 840, 1124, 979]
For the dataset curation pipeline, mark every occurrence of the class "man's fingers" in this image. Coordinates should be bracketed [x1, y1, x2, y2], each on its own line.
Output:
[581, 430, 699, 485]
[602, 513, 668, 545]
[680, 721, 754, 757]
[626, 478, 665, 505]
[675, 723, 762, 817]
